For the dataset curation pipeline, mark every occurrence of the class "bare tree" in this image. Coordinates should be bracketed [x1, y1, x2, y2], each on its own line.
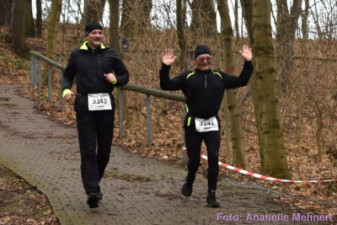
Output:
[240, 0, 253, 40]
[314, 0, 337, 39]
[250, 0, 290, 178]
[311, 0, 323, 39]
[121, 0, 152, 39]
[233, 0, 240, 38]
[275, 0, 302, 91]
[44, 0, 62, 87]
[0, 0, 13, 27]
[108, 0, 120, 54]
[190, 0, 217, 36]
[301, 0, 309, 40]
[140, 0, 152, 29]
[176, 0, 188, 70]
[36, 0, 43, 38]
[217, 0, 246, 168]
[83, 0, 106, 24]
[120, 0, 133, 37]
[12, 0, 32, 57]
[47, 0, 62, 60]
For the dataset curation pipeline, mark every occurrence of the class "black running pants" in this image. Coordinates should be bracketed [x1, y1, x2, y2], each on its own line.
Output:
[184, 127, 220, 191]
[76, 109, 114, 195]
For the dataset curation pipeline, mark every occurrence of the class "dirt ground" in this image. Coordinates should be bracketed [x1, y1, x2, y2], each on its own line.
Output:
[0, 165, 59, 225]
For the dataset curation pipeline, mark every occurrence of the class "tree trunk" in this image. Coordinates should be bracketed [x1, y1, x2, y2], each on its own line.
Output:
[240, 0, 253, 42]
[275, 0, 302, 91]
[176, 0, 188, 70]
[234, 0, 240, 38]
[121, 0, 134, 37]
[0, 0, 13, 27]
[83, 0, 106, 24]
[217, 0, 246, 168]
[109, 0, 120, 55]
[36, 0, 43, 38]
[251, 0, 290, 178]
[45, 0, 62, 86]
[140, 0, 152, 30]
[12, 0, 30, 57]
[301, 0, 309, 40]
[27, 0, 35, 37]
[47, 0, 62, 60]
[121, 0, 152, 38]
[190, 0, 217, 36]
[182, 0, 187, 27]
[311, 0, 323, 39]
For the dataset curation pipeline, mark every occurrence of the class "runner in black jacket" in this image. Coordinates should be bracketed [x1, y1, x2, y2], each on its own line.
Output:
[62, 22, 129, 208]
[159, 45, 253, 208]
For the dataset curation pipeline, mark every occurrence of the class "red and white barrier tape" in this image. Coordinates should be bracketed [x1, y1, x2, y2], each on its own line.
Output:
[183, 148, 337, 183]
[200, 154, 337, 183]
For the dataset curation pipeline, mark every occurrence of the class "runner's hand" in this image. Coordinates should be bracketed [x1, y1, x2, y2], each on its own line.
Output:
[64, 93, 74, 102]
[238, 45, 253, 61]
[162, 49, 177, 66]
[104, 73, 117, 84]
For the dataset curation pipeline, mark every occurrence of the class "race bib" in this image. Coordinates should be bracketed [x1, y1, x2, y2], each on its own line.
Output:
[88, 93, 112, 111]
[195, 116, 219, 132]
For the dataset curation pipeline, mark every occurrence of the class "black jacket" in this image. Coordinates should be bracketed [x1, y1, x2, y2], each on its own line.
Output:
[160, 61, 253, 119]
[62, 42, 129, 111]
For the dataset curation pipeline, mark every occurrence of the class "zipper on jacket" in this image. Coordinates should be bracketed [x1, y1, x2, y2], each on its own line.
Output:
[204, 74, 207, 89]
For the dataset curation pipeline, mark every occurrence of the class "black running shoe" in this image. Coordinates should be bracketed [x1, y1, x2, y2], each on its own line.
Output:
[87, 193, 99, 208]
[181, 183, 193, 197]
[206, 190, 220, 208]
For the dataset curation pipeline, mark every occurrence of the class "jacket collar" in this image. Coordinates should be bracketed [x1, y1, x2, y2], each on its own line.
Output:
[195, 68, 212, 73]
[80, 41, 106, 50]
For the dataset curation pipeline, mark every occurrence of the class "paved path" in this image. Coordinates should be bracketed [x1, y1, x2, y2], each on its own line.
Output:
[0, 84, 335, 225]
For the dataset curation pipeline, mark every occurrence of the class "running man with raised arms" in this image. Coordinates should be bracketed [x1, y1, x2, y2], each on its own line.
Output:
[159, 45, 253, 208]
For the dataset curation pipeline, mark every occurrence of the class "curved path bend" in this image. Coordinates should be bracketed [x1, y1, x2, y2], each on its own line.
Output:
[0, 84, 334, 225]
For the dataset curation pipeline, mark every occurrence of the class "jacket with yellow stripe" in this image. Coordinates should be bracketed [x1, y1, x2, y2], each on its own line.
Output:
[160, 61, 253, 122]
[62, 42, 129, 111]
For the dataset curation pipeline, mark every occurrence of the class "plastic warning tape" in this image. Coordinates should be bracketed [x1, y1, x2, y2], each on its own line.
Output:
[200, 154, 337, 183]
[183, 148, 337, 183]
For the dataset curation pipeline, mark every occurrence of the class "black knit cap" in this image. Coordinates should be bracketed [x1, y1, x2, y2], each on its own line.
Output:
[84, 22, 103, 36]
[194, 45, 212, 58]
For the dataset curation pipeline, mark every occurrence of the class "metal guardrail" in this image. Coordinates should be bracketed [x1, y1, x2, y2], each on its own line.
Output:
[29, 50, 185, 146]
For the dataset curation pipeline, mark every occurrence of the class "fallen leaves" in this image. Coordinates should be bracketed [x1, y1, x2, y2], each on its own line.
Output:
[0, 165, 59, 225]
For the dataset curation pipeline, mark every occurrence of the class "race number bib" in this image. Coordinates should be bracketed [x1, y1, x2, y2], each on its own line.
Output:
[195, 116, 219, 132]
[88, 93, 112, 111]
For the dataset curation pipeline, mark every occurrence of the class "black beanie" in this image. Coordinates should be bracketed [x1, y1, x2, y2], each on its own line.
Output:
[194, 45, 212, 58]
[84, 22, 103, 36]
